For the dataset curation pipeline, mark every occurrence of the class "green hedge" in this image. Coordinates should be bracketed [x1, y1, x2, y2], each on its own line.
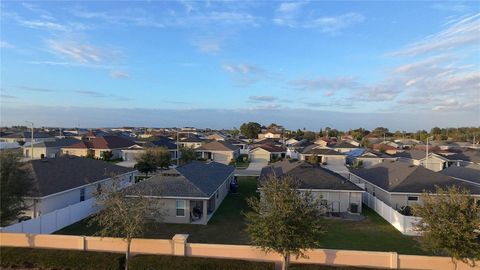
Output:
[129, 255, 275, 270]
[0, 247, 121, 270]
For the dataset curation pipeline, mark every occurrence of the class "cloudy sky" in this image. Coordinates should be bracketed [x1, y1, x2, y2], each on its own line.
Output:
[1, 1, 479, 130]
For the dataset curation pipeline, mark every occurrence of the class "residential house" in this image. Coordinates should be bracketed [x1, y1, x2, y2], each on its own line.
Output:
[61, 135, 136, 159]
[391, 150, 455, 172]
[123, 161, 235, 225]
[314, 137, 335, 147]
[249, 144, 286, 162]
[260, 160, 364, 214]
[178, 135, 204, 149]
[224, 138, 249, 155]
[0, 132, 55, 144]
[121, 137, 178, 162]
[195, 141, 240, 164]
[23, 138, 80, 159]
[252, 138, 283, 146]
[205, 132, 227, 141]
[440, 166, 480, 186]
[437, 148, 480, 167]
[349, 160, 480, 211]
[286, 139, 314, 160]
[346, 149, 396, 169]
[285, 138, 299, 146]
[372, 142, 401, 155]
[300, 145, 346, 165]
[258, 130, 282, 140]
[331, 141, 361, 153]
[24, 156, 136, 218]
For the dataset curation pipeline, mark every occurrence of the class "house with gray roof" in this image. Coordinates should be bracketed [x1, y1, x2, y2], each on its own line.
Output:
[299, 145, 346, 165]
[349, 160, 480, 211]
[22, 138, 80, 159]
[331, 141, 361, 153]
[440, 166, 480, 186]
[260, 160, 364, 214]
[124, 161, 235, 225]
[391, 150, 456, 172]
[24, 156, 136, 218]
[195, 141, 240, 164]
[0, 132, 55, 144]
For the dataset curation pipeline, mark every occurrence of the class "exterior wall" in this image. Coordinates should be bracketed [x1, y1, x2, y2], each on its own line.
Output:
[249, 148, 271, 162]
[180, 142, 203, 149]
[311, 190, 363, 213]
[357, 157, 385, 168]
[323, 155, 346, 164]
[24, 147, 60, 159]
[334, 148, 358, 153]
[61, 148, 89, 157]
[24, 172, 136, 218]
[349, 173, 392, 206]
[258, 133, 281, 139]
[122, 149, 144, 161]
[94, 149, 123, 159]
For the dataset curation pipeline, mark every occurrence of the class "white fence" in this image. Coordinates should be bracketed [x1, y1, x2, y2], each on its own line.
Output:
[0, 198, 98, 234]
[363, 192, 421, 236]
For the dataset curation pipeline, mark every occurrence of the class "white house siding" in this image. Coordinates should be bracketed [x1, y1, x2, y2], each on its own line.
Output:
[24, 172, 136, 218]
[357, 158, 385, 169]
[311, 191, 363, 213]
[24, 147, 59, 159]
[122, 149, 144, 161]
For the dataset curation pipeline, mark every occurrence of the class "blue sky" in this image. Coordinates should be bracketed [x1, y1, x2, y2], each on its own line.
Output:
[1, 1, 479, 130]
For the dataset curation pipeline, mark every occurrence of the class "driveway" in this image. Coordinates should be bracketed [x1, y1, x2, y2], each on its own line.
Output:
[234, 160, 268, 177]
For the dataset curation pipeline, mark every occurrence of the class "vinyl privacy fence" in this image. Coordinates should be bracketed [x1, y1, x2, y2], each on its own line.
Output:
[362, 192, 421, 236]
[0, 198, 98, 234]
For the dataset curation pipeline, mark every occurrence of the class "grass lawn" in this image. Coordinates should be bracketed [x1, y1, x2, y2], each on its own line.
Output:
[56, 176, 427, 255]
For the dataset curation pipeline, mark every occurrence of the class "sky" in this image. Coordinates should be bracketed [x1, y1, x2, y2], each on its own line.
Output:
[1, 1, 479, 131]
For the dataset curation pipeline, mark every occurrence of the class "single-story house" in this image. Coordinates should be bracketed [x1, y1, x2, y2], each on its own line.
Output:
[349, 160, 480, 211]
[24, 156, 136, 218]
[437, 148, 480, 167]
[440, 166, 480, 186]
[252, 138, 283, 146]
[0, 132, 55, 144]
[299, 145, 346, 165]
[391, 150, 455, 172]
[258, 131, 282, 139]
[224, 138, 249, 155]
[123, 161, 235, 225]
[286, 139, 314, 160]
[314, 137, 335, 148]
[372, 142, 400, 155]
[195, 141, 240, 164]
[178, 135, 204, 149]
[22, 138, 80, 159]
[346, 149, 396, 168]
[121, 137, 178, 162]
[285, 138, 299, 146]
[61, 135, 136, 159]
[249, 144, 286, 162]
[205, 133, 227, 141]
[331, 141, 361, 153]
[260, 160, 364, 214]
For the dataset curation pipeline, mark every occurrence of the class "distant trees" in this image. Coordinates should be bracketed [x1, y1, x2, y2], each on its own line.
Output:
[303, 131, 316, 141]
[179, 147, 195, 164]
[371, 127, 390, 137]
[134, 147, 171, 176]
[245, 174, 326, 270]
[413, 186, 480, 266]
[90, 175, 160, 270]
[0, 151, 35, 226]
[240, 122, 262, 141]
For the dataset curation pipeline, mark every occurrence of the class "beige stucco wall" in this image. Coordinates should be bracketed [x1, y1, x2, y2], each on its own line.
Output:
[249, 148, 271, 162]
[61, 148, 89, 157]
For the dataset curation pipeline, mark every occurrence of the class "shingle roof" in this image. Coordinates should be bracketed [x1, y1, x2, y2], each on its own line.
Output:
[180, 135, 204, 143]
[2, 132, 53, 139]
[63, 136, 135, 149]
[260, 160, 362, 191]
[250, 143, 286, 153]
[351, 161, 480, 194]
[301, 145, 344, 156]
[332, 141, 359, 149]
[196, 140, 239, 151]
[124, 161, 234, 198]
[27, 138, 80, 148]
[440, 166, 480, 185]
[438, 149, 480, 164]
[392, 150, 448, 161]
[149, 136, 177, 150]
[28, 156, 134, 197]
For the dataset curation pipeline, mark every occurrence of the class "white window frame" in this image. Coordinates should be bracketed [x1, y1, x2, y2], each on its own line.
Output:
[176, 200, 186, 217]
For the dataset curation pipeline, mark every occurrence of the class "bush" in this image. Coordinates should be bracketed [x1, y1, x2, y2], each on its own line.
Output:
[129, 255, 275, 270]
[0, 247, 121, 270]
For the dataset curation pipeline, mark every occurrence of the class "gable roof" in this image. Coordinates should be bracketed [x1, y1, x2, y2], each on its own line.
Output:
[332, 141, 359, 149]
[2, 132, 53, 139]
[301, 145, 344, 156]
[124, 161, 234, 198]
[260, 160, 362, 191]
[196, 140, 239, 151]
[438, 149, 480, 164]
[149, 136, 177, 150]
[250, 143, 286, 153]
[26, 138, 81, 148]
[392, 150, 448, 161]
[351, 161, 480, 194]
[63, 136, 135, 149]
[180, 135, 204, 143]
[28, 156, 134, 197]
[440, 166, 480, 185]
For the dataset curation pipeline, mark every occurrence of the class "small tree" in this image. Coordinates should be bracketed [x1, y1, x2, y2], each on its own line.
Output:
[101, 151, 113, 161]
[307, 155, 319, 165]
[0, 151, 35, 226]
[240, 122, 262, 141]
[179, 147, 195, 164]
[134, 147, 171, 176]
[413, 186, 480, 266]
[245, 174, 326, 270]
[90, 176, 160, 270]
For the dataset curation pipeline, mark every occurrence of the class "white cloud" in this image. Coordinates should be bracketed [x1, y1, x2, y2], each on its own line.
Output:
[306, 13, 365, 33]
[194, 38, 221, 54]
[110, 70, 130, 79]
[47, 40, 106, 64]
[0, 41, 14, 49]
[289, 76, 357, 91]
[248, 96, 277, 102]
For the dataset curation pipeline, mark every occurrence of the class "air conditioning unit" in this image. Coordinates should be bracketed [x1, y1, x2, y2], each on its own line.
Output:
[349, 203, 359, 214]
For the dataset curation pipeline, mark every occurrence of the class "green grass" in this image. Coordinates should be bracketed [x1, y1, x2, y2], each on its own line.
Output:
[56, 176, 426, 255]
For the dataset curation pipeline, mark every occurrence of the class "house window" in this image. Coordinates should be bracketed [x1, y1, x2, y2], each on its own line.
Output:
[407, 196, 419, 201]
[176, 200, 186, 217]
[80, 188, 85, 202]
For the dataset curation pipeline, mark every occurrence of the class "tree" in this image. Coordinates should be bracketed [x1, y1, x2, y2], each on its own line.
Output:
[101, 151, 113, 161]
[179, 147, 195, 164]
[244, 174, 326, 270]
[240, 122, 262, 141]
[307, 155, 319, 165]
[90, 175, 160, 270]
[413, 186, 480, 266]
[0, 151, 35, 226]
[303, 131, 316, 141]
[372, 127, 390, 137]
[318, 128, 324, 138]
[134, 147, 171, 176]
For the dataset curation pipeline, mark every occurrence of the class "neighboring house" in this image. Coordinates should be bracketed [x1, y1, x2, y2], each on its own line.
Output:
[195, 141, 240, 164]
[121, 137, 178, 162]
[22, 138, 80, 159]
[299, 145, 346, 164]
[0, 132, 55, 144]
[23, 156, 136, 218]
[372, 143, 400, 155]
[346, 149, 396, 169]
[393, 139, 421, 149]
[440, 166, 480, 186]
[252, 138, 283, 146]
[349, 160, 480, 211]
[249, 144, 286, 162]
[314, 137, 335, 147]
[178, 135, 204, 149]
[437, 148, 480, 167]
[61, 135, 136, 159]
[205, 133, 227, 141]
[224, 138, 249, 155]
[331, 141, 361, 153]
[285, 138, 299, 146]
[260, 160, 364, 214]
[392, 150, 455, 172]
[123, 161, 235, 225]
[258, 131, 282, 140]
[286, 139, 314, 160]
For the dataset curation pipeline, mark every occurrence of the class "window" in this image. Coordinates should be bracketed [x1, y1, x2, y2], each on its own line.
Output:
[407, 196, 419, 201]
[80, 188, 85, 202]
[96, 184, 102, 194]
[176, 200, 186, 217]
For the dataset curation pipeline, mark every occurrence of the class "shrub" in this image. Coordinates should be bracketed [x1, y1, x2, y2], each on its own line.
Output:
[0, 247, 121, 270]
[129, 255, 275, 270]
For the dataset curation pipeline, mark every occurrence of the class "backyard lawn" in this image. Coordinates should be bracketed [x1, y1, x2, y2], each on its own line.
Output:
[56, 176, 427, 255]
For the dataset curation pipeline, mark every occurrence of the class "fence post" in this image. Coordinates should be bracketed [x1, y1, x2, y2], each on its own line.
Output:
[172, 234, 189, 256]
[390, 252, 398, 269]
